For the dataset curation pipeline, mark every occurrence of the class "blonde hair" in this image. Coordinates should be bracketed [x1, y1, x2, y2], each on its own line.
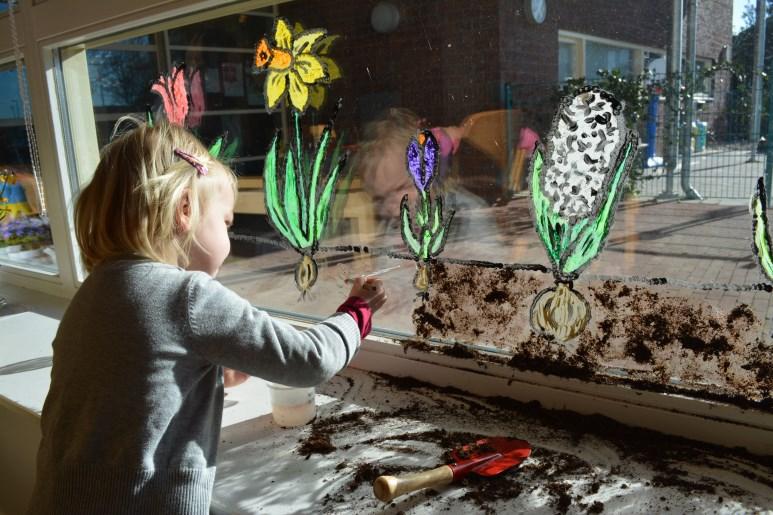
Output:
[75, 122, 237, 272]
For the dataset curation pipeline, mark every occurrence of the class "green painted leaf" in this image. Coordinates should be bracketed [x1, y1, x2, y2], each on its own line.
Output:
[431, 196, 443, 233]
[416, 192, 429, 227]
[284, 150, 309, 248]
[530, 148, 563, 267]
[291, 112, 308, 240]
[208, 137, 223, 158]
[400, 196, 421, 255]
[419, 227, 431, 261]
[430, 209, 455, 256]
[315, 154, 346, 241]
[324, 134, 350, 237]
[752, 177, 773, 282]
[222, 138, 239, 160]
[562, 140, 634, 275]
[309, 126, 331, 241]
[264, 136, 298, 246]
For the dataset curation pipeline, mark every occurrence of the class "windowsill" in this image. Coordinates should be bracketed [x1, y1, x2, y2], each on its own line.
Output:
[1, 304, 772, 514]
[0, 258, 59, 276]
[212, 368, 773, 514]
[1, 286, 771, 454]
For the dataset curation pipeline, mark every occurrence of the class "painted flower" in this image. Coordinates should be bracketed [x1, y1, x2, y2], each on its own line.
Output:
[151, 65, 188, 126]
[530, 85, 638, 282]
[406, 129, 439, 192]
[293, 23, 341, 110]
[543, 88, 623, 222]
[187, 68, 205, 128]
[255, 18, 331, 113]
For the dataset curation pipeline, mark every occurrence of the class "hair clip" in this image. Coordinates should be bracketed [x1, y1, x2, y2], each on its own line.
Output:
[174, 148, 208, 176]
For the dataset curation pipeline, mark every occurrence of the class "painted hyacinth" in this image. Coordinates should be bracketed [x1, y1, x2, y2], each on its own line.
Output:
[750, 177, 773, 283]
[264, 106, 347, 296]
[400, 129, 455, 292]
[530, 86, 638, 341]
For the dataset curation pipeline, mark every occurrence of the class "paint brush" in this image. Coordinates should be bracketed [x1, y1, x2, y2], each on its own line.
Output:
[344, 264, 404, 284]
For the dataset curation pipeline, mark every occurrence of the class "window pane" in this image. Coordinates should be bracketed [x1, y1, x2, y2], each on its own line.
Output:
[59, 2, 769, 406]
[86, 40, 160, 148]
[695, 59, 713, 95]
[585, 41, 633, 79]
[0, 63, 57, 274]
[558, 42, 575, 81]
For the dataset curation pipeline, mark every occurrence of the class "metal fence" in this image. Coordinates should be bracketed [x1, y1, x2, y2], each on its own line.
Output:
[505, 71, 766, 203]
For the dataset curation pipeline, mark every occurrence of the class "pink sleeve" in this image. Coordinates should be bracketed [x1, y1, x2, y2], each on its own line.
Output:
[517, 127, 540, 151]
[336, 296, 373, 339]
[431, 127, 460, 157]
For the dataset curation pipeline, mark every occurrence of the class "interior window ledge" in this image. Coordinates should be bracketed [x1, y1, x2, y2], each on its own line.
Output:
[1, 296, 770, 457]
[351, 335, 773, 457]
[0, 282, 69, 319]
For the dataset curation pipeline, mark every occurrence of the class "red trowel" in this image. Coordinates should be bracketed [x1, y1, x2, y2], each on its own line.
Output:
[373, 437, 531, 502]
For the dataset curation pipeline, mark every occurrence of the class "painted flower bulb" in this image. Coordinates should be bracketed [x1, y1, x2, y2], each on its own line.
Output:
[414, 262, 430, 292]
[530, 283, 590, 342]
[294, 254, 319, 296]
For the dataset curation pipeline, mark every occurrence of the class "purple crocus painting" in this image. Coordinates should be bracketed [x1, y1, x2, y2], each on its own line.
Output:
[406, 130, 439, 193]
[400, 129, 454, 292]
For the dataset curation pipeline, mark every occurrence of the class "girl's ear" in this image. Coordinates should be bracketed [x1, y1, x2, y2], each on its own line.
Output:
[176, 189, 193, 233]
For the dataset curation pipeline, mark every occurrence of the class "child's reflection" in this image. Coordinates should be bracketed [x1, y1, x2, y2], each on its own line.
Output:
[352, 107, 485, 240]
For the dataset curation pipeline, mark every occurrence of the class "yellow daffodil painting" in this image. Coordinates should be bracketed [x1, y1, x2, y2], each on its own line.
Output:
[293, 22, 341, 110]
[255, 18, 340, 113]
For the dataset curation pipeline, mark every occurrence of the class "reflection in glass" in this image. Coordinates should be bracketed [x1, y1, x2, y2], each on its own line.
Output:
[61, 1, 772, 405]
[0, 65, 56, 273]
[585, 41, 633, 80]
[86, 14, 275, 176]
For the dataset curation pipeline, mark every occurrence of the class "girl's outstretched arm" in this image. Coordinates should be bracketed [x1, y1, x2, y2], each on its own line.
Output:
[185, 272, 365, 387]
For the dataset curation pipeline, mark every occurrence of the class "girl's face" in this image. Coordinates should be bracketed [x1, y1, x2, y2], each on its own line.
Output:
[187, 179, 235, 277]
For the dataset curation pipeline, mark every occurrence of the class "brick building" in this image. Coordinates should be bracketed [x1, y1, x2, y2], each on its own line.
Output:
[278, 0, 733, 199]
[281, 1, 729, 116]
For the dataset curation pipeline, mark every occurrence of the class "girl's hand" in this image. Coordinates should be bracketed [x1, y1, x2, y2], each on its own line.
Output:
[223, 368, 249, 388]
[348, 276, 387, 312]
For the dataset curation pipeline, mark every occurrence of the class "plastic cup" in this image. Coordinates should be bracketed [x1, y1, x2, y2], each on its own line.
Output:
[266, 382, 316, 427]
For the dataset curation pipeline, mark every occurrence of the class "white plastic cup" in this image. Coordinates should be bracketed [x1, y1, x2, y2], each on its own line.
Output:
[266, 382, 316, 427]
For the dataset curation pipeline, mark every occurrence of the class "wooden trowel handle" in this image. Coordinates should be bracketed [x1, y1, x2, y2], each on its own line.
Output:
[373, 465, 454, 503]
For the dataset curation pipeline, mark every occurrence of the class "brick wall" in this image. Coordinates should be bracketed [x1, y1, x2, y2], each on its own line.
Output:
[696, 0, 732, 61]
[556, 0, 671, 49]
[279, 1, 742, 127]
[274, 1, 732, 199]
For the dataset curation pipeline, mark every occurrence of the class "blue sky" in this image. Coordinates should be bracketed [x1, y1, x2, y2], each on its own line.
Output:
[735, 0, 755, 34]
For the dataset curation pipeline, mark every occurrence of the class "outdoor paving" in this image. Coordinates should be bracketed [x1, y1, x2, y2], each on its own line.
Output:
[638, 145, 768, 200]
[222, 190, 773, 338]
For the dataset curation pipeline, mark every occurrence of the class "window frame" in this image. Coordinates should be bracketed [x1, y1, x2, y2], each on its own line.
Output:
[558, 30, 666, 81]
[0, 0, 770, 456]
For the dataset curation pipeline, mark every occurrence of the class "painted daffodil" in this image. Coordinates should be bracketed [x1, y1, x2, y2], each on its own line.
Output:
[255, 18, 334, 113]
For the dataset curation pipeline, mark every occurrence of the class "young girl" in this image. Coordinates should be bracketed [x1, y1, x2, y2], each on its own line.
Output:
[27, 123, 386, 514]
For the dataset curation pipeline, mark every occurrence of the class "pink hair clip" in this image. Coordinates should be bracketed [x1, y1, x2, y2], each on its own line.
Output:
[174, 148, 208, 176]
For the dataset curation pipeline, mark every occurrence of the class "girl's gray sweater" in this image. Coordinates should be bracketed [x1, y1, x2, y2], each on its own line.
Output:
[27, 258, 361, 514]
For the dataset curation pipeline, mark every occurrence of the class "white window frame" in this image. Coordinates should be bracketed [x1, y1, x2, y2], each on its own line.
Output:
[0, 0, 769, 456]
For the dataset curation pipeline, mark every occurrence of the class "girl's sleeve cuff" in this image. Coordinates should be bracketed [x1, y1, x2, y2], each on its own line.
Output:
[336, 296, 373, 339]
